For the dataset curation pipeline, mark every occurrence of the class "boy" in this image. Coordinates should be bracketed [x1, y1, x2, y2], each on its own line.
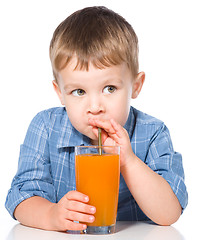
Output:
[5, 6, 188, 231]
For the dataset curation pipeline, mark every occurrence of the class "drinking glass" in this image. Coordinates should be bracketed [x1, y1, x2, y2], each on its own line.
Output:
[75, 145, 120, 234]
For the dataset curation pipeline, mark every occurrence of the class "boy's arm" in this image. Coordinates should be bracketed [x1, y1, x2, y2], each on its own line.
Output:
[120, 153, 182, 225]
[14, 196, 54, 230]
[6, 112, 97, 231]
[89, 118, 183, 226]
[14, 191, 96, 231]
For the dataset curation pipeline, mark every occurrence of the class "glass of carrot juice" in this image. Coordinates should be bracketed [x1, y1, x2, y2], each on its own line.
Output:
[75, 145, 120, 234]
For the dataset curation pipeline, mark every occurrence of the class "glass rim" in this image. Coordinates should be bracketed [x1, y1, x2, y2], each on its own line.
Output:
[75, 145, 120, 155]
[75, 145, 120, 149]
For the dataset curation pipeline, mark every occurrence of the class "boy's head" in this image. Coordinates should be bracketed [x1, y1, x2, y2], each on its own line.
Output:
[49, 6, 139, 82]
[50, 6, 145, 143]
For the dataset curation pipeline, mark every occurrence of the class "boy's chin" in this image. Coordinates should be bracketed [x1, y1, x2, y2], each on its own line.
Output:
[82, 131, 98, 144]
[88, 133, 99, 145]
[90, 134, 98, 144]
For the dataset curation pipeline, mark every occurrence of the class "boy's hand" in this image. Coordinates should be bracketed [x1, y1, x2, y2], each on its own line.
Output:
[89, 118, 135, 167]
[48, 191, 96, 231]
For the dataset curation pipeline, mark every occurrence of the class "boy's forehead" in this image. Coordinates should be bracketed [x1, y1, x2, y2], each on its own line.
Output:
[59, 58, 130, 77]
[57, 59, 133, 88]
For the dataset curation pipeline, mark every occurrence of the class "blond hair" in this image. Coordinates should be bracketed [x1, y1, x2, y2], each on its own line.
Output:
[49, 6, 139, 82]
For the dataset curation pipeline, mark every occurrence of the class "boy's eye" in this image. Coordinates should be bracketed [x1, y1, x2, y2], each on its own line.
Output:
[103, 86, 116, 94]
[72, 89, 85, 96]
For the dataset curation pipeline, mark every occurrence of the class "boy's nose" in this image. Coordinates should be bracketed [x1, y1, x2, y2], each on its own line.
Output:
[87, 96, 105, 115]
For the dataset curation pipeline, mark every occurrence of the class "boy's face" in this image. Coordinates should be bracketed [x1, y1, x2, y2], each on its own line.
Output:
[53, 57, 144, 144]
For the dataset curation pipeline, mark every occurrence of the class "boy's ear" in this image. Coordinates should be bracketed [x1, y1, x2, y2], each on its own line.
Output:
[132, 72, 145, 99]
[52, 80, 65, 105]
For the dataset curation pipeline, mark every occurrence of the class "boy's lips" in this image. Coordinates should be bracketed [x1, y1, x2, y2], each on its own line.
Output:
[88, 117, 108, 123]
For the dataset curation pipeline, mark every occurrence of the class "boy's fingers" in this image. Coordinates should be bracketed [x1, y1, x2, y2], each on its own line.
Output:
[110, 118, 125, 138]
[64, 220, 87, 231]
[89, 118, 126, 145]
[65, 200, 96, 214]
[63, 191, 96, 214]
[89, 118, 115, 134]
[65, 210, 95, 223]
[65, 190, 89, 203]
[90, 118, 125, 138]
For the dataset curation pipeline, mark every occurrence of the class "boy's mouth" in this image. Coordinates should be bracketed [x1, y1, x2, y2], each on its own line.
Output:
[88, 117, 108, 123]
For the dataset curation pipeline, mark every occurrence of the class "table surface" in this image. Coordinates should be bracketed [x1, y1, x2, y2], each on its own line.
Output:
[3, 221, 186, 240]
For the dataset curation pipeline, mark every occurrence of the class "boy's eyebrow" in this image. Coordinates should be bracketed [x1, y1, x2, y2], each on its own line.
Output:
[64, 83, 81, 90]
[103, 78, 123, 85]
[63, 78, 124, 91]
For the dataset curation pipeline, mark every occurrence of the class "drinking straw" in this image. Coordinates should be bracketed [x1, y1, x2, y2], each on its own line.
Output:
[98, 127, 102, 155]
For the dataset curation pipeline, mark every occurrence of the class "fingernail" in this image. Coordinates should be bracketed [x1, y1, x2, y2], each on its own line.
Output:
[89, 216, 95, 222]
[82, 224, 87, 229]
[84, 196, 89, 202]
[90, 207, 96, 213]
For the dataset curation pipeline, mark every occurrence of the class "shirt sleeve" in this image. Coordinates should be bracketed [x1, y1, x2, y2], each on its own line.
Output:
[5, 112, 56, 219]
[145, 123, 188, 211]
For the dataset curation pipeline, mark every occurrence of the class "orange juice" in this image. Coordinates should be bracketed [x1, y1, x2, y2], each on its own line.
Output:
[75, 153, 120, 226]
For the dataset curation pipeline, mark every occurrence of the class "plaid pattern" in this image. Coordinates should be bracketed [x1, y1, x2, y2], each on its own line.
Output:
[5, 106, 188, 220]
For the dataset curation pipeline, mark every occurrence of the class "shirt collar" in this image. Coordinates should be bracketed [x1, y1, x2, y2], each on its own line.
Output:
[57, 106, 135, 148]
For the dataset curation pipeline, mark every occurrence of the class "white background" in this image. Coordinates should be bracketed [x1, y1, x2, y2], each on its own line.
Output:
[0, 0, 199, 239]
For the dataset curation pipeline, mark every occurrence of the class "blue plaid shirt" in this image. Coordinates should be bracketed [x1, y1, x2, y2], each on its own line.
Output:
[5, 106, 188, 220]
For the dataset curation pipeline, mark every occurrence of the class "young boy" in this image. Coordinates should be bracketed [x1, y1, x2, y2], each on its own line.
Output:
[5, 6, 188, 231]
